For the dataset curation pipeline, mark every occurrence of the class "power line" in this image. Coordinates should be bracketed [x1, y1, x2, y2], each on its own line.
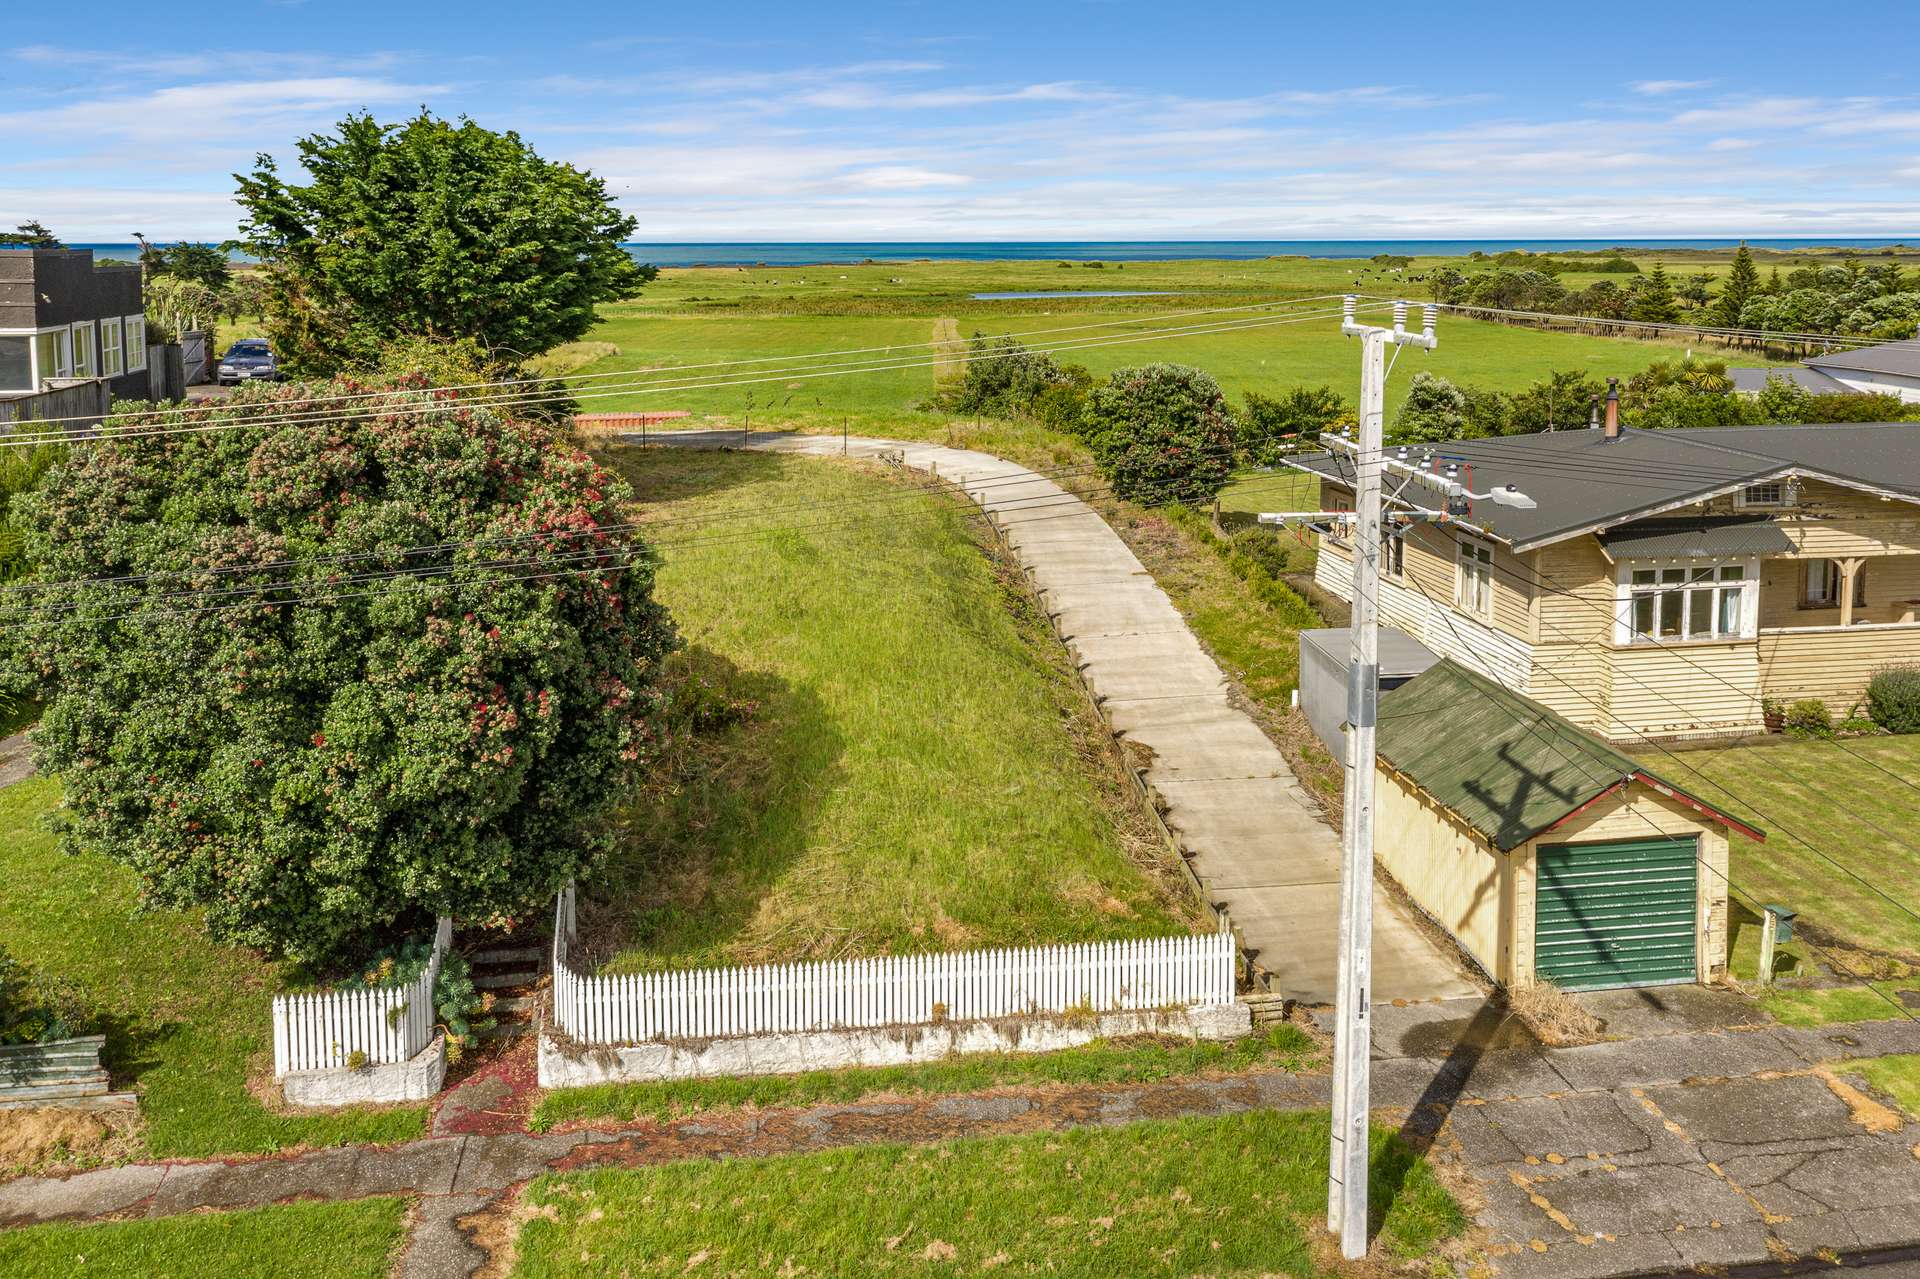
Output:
[0, 301, 1376, 446]
[0, 294, 1363, 431]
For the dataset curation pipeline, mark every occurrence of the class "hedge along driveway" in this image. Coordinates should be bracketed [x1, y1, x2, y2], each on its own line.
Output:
[0, 778, 425, 1159]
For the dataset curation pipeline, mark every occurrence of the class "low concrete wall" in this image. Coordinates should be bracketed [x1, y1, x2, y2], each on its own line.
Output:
[538, 1003, 1251, 1089]
[280, 1034, 446, 1108]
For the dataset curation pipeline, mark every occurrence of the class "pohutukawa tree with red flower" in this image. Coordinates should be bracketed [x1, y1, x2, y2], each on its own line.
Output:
[7, 382, 677, 965]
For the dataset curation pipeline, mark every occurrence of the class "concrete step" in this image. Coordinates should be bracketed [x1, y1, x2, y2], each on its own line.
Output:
[491, 995, 536, 1015]
[476, 1022, 529, 1041]
[469, 946, 543, 966]
[474, 971, 537, 990]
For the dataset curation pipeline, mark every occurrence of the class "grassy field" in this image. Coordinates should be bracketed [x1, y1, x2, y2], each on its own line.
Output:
[530, 1024, 1318, 1131]
[587, 448, 1195, 970]
[509, 1109, 1463, 1277]
[1851, 1054, 1920, 1119]
[0, 778, 427, 1159]
[0, 1196, 408, 1278]
[546, 251, 1795, 433]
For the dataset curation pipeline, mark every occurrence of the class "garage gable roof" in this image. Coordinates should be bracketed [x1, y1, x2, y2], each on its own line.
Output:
[1376, 660, 1762, 851]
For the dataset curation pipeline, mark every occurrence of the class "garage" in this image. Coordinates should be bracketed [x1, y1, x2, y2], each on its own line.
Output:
[1368, 660, 1764, 991]
[1534, 837, 1701, 990]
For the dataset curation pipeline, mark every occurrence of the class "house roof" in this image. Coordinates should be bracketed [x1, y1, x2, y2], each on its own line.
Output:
[1376, 660, 1762, 851]
[1290, 421, 1920, 551]
[1805, 338, 1920, 379]
[1598, 515, 1795, 560]
[1726, 366, 1851, 394]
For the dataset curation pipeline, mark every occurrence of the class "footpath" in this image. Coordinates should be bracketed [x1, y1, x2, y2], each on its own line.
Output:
[5, 1007, 1920, 1276]
[649, 428, 1477, 1005]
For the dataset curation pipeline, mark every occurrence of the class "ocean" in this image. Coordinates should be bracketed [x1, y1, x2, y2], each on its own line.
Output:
[63, 237, 1919, 268]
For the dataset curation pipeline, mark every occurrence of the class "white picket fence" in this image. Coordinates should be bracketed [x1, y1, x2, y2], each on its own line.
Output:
[272, 917, 453, 1076]
[551, 883, 1233, 1047]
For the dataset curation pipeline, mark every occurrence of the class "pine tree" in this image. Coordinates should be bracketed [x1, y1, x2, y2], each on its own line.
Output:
[1716, 244, 1760, 325]
[1629, 262, 1680, 324]
[7, 221, 61, 248]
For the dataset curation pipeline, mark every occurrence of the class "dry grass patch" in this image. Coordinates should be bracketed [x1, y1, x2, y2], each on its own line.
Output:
[1505, 982, 1605, 1046]
[0, 1104, 143, 1177]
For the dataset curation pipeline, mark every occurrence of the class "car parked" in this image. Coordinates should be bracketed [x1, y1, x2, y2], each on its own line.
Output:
[216, 340, 283, 385]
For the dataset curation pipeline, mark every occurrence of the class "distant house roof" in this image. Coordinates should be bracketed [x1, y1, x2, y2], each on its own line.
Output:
[1598, 515, 1795, 560]
[1376, 660, 1762, 851]
[1289, 421, 1920, 550]
[1726, 366, 1850, 395]
[1805, 338, 1920, 379]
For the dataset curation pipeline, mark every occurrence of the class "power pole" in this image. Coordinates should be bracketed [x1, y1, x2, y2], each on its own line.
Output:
[1327, 296, 1434, 1260]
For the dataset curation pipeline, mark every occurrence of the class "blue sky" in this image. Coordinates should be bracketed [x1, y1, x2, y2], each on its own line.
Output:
[3, 0, 1917, 241]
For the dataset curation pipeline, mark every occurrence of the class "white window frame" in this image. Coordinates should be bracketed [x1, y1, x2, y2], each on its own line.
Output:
[1455, 535, 1494, 621]
[100, 316, 124, 377]
[32, 327, 72, 384]
[71, 320, 95, 379]
[1614, 559, 1757, 645]
[1734, 481, 1786, 509]
[124, 315, 147, 372]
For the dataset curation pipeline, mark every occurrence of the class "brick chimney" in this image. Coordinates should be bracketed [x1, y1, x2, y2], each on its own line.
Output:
[1603, 378, 1622, 442]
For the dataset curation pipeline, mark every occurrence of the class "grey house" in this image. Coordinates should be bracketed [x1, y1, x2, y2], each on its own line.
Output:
[1729, 336, 1920, 403]
[0, 246, 151, 406]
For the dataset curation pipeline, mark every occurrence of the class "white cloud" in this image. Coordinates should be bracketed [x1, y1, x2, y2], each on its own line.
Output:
[1629, 79, 1710, 95]
[0, 77, 444, 149]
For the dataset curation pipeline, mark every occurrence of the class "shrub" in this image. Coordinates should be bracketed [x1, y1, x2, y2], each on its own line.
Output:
[0, 946, 90, 1046]
[1867, 664, 1920, 734]
[342, 938, 494, 1060]
[945, 336, 1080, 421]
[1783, 698, 1834, 739]
[8, 382, 679, 965]
[1082, 363, 1238, 506]
[1391, 371, 1469, 444]
[1239, 385, 1350, 465]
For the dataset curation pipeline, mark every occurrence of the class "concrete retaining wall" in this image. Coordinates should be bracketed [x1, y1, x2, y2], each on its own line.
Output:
[538, 1003, 1252, 1089]
[280, 1034, 446, 1108]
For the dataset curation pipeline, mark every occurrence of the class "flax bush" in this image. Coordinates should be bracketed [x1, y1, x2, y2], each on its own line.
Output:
[7, 381, 678, 966]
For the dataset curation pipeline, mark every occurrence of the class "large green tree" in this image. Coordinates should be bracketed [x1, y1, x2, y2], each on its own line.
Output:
[9, 385, 678, 964]
[1628, 263, 1680, 324]
[1714, 244, 1761, 326]
[235, 112, 655, 375]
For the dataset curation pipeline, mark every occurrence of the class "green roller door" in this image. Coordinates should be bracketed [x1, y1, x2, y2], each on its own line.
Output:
[1534, 837, 1699, 990]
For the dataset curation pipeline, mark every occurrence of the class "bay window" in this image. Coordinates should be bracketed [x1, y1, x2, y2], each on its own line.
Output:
[1622, 563, 1752, 643]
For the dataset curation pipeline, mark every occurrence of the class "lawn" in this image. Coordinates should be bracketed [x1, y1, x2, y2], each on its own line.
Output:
[0, 778, 427, 1159]
[0, 1196, 408, 1279]
[1850, 1054, 1920, 1119]
[530, 1024, 1318, 1131]
[1629, 736, 1920, 965]
[586, 448, 1195, 970]
[509, 1109, 1463, 1277]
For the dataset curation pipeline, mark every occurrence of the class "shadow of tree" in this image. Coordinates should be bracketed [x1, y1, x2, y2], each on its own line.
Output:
[578, 644, 843, 969]
[594, 441, 793, 509]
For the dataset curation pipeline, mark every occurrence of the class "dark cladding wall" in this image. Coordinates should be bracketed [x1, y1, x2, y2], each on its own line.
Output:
[0, 248, 149, 399]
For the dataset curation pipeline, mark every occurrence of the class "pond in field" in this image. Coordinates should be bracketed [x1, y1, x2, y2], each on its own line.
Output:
[969, 290, 1181, 300]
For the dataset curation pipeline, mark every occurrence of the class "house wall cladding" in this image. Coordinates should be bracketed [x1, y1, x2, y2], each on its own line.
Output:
[0, 251, 141, 329]
[1313, 545, 1534, 692]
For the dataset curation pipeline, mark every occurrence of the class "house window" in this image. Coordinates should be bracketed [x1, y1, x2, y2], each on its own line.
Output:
[71, 321, 95, 379]
[100, 318, 123, 377]
[1384, 522, 1406, 578]
[0, 336, 29, 391]
[1324, 495, 1353, 546]
[1456, 537, 1494, 619]
[124, 316, 147, 372]
[1626, 563, 1750, 642]
[33, 329, 70, 383]
[1802, 558, 1866, 608]
[1736, 482, 1786, 508]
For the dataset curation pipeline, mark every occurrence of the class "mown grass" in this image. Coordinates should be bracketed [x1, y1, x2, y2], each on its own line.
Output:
[529, 1024, 1319, 1131]
[1850, 1053, 1920, 1118]
[0, 778, 427, 1158]
[510, 1109, 1463, 1277]
[1760, 984, 1915, 1027]
[1630, 736, 1920, 963]
[588, 449, 1194, 970]
[0, 1195, 408, 1278]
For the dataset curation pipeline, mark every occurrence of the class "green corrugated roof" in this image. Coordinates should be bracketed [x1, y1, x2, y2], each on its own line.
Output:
[1376, 660, 1748, 851]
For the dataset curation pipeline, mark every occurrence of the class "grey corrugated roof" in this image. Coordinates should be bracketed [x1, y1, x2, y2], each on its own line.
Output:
[1726, 367, 1850, 394]
[1291, 421, 1920, 551]
[1299, 627, 1439, 678]
[1805, 338, 1920, 378]
[1598, 515, 1795, 559]
[1377, 660, 1758, 850]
